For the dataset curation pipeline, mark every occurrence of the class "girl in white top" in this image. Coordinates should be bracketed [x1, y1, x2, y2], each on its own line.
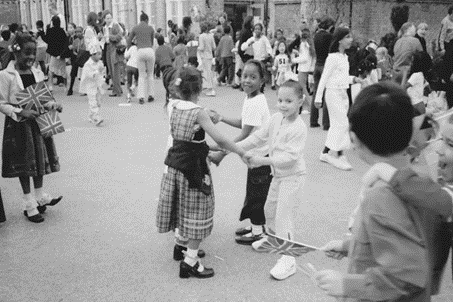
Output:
[315, 27, 363, 171]
[404, 51, 431, 116]
[124, 40, 138, 103]
[292, 27, 315, 112]
[272, 41, 291, 86]
[241, 23, 273, 63]
[198, 22, 216, 97]
[209, 60, 271, 244]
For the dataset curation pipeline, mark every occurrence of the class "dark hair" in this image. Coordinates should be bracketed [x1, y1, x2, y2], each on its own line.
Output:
[9, 23, 18, 33]
[140, 11, 149, 22]
[176, 67, 203, 100]
[102, 10, 112, 20]
[182, 16, 192, 30]
[51, 15, 61, 28]
[329, 27, 350, 53]
[176, 35, 185, 45]
[188, 56, 198, 67]
[243, 59, 266, 80]
[243, 16, 254, 31]
[200, 22, 208, 33]
[279, 80, 304, 99]
[349, 82, 413, 156]
[288, 34, 301, 54]
[68, 22, 76, 30]
[449, 6, 453, 15]
[275, 40, 289, 56]
[223, 25, 231, 34]
[380, 32, 397, 56]
[157, 28, 162, 33]
[254, 23, 263, 31]
[410, 51, 433, 78]
[318, 17, 335, 30]
[36, 20, 44, 29]
[157, 35, 165, 45]
[87, 12, 98, 27]
[1, 30, 11, 41]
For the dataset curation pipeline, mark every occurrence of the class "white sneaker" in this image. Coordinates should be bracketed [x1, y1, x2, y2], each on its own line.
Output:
[328, 155, 352, 171]
[205, 90, 216, 97]
[301, 110, 310, 115]
[270, 256, 297, 280]
[251, 236, 269, 252]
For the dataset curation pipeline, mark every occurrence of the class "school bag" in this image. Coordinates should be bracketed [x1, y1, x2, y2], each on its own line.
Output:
[0, 47, 11, 70]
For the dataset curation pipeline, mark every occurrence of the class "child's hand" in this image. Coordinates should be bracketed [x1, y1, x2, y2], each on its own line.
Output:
[208, 151, 226, 166]
[314, 270, 345, 297]
[19, 109, 39, 119]
[320, 240, 347, 260]
[206, 109, 222, 124]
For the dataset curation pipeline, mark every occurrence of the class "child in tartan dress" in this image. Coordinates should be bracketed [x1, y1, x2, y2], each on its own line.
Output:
[0, 32, 63, 223]
[156, 67, 247, 279]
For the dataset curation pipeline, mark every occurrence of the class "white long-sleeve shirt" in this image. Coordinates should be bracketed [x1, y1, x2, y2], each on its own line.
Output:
[315, 52, 354, 104]
[241, 35, 272, 61]
[291, 41, 314, 73]
[237, 112, 307, 178]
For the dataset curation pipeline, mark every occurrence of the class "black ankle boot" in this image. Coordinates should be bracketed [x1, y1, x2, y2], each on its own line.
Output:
[179, 261, 214, 279]
[173, 244, 206, 261]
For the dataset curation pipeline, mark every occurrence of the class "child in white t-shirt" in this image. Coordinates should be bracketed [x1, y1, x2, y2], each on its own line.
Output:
[125, 40, 138, 103]
[273, 41, 291, 87]
[208, 60, 271, 245]
[404, 51, 432, 116]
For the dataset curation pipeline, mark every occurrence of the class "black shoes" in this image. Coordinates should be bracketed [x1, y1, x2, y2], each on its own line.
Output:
[235, 226, 252, 236]
[235, 233, 265, 245]
[232, 84, 240, 89]
[310, 123, 321, 128]
[148, 96, 154, 102]
[179, 261, 214, 279]
[139, 98, 145, 104]
[67, 90, 73, 96]
[23, 211, 44, 223]
[271, 85, 276, 90]
[173, 244, 206, 261]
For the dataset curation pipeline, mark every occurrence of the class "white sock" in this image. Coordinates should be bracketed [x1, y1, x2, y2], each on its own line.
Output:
[23, 193, 38, 216]
[184, 248, 201, 269]
[35, 187, 44, 201]
[251, 224, 263, 235]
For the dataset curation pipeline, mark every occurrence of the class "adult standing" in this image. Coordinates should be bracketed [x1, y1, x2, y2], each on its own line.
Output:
[43, 16, 68, 91]
[310, 17, 334, 130]
[48, 2, 66, 31]
[128, 12, 155, 104]
[198, 22, 216, 97]
[84, 12, 101, 52]
[103, 10, 124, 97]
[392, 22, 423, 84]
[238, 16, 254, 65]
[439, 6, 453, 56]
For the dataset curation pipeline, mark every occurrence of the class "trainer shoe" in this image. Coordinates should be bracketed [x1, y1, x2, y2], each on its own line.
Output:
[270, 256, 297, 280]
[327, 155, 352, 171]
[319, 153, 330, 163]
[338, 155, 353, 171]
[251, 236, 269, 251]
[205, 90, 216, 97]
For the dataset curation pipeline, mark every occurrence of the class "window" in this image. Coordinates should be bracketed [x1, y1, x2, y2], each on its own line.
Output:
[137, 0, 156, 27]
[19, 0, 30, 27]
[30, 0, 39, 30]
[72, 0, 84, 28]
[166, 0, 188, 28]
[89, 0, 102, 14]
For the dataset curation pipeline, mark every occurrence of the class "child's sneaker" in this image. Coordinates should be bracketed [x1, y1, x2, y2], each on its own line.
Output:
[270, 256, 296, 280]
[126, 93, 131, 103]
[251, 236, 269, 251]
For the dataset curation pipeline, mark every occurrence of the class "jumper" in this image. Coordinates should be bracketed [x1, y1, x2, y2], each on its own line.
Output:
[393, 36, 423, 71]
[314, 30, 332, 66]
[216, 34, 234, 58]
[128, 21, 155, 49]
[155, 44, 175, 69]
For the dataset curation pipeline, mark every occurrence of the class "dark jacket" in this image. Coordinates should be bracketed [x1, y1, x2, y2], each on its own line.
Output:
[44, 27, 69, 57]
[238, 28, 253, 63]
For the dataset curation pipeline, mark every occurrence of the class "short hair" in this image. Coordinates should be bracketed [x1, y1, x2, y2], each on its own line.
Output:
[349, 82, 413, 156]
[243, 59, 266, 80]
[176, 35, 185, 44]
[176, 67, 203, 100]
[188, 56, 198, 67]
[318, 17, 335, 30]
[417, 22, 428, 30]
[182, 16, 192, 30]
[140, 11, 149, 22]
[157, 28, 162, 33]
[279, 80, 304, 99]
[1, 30, 11, 41]
[254, 23, 263, 31]
[75, 26, 83, 33]
[200, 22, 208, 33]
[36, 20, 44, 28]
[9, 23, 18, 33]
[157, 35, 165, 45]
[398, 22, 415, 38]
[51, 15, 61, 28]
[223, 25, 231, 34]
[87, 12, 98, 27]
[102, 10, 112, 20]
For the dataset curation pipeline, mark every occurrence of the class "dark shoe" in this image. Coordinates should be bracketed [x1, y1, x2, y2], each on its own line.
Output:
[271, 85, 276, 90]
[109, 94, 119, 97]
[24, 212, 44, 223]
[139, 98, 145, 105]
[47, 196, 63, 206]
[323, 126, 330, 131]
[67, 90, 73, 96]
[310, 123, 321, 128]
[235, 233, 265, 245]
[232, 84, 240, 89]
[235, 226, 252, 236]
[148, 96, 154, 102]
[173, 245, 206, 261]
[179, 261, 214, 279]
[23, 205, 46, 217]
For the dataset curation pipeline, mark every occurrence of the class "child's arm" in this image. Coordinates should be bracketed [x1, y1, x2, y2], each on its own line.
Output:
[236, 120, 271, 152]
[241, 37, 253, 52]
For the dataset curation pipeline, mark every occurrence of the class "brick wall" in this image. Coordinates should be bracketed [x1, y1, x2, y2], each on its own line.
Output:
[300, 0, 451, 55]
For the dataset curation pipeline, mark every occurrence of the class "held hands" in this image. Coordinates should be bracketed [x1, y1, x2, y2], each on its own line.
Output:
[241, 152, 266, 169]
[206, 109, 222, 124]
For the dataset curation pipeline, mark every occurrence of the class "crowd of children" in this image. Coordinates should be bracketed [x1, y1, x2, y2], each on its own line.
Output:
[2, 7, 453, 302]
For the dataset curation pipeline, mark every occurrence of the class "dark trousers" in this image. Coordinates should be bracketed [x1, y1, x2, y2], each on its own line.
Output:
[126, 66, 139, 91]
[218, 57, 234, 84]
[310, 63, 330, 129]
[0, 190, 5, 223]
[68, 62, 79, 92]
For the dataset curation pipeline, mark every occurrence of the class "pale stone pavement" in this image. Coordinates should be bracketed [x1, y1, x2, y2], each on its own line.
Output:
[0, 80, 452, 302]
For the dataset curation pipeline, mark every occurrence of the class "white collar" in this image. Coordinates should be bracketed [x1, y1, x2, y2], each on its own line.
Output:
[5, 61, 44, 90]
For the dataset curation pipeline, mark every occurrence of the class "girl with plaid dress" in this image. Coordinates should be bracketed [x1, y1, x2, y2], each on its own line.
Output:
[0, 32, 63, 223]
[157, 67, 246, 279]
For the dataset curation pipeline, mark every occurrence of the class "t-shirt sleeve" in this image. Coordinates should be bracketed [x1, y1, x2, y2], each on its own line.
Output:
[241, 95, 268, 128]
[408, 72, 423, 87]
